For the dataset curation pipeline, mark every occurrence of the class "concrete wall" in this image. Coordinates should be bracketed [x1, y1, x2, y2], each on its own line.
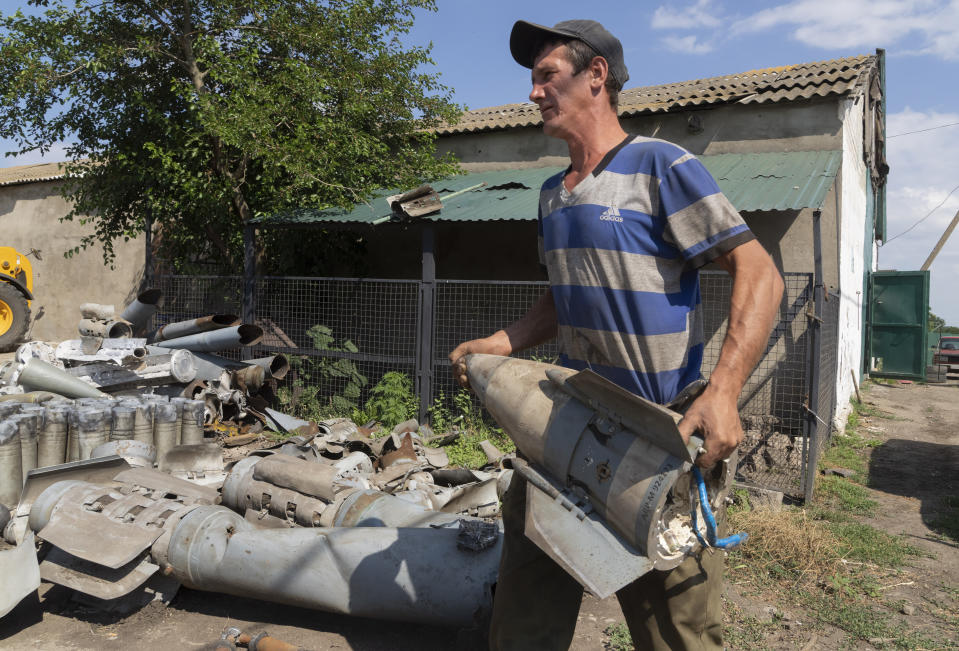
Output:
[832, 97, 870, 428]
[0, 180, 145, 342]
[438, 100, 844, 171]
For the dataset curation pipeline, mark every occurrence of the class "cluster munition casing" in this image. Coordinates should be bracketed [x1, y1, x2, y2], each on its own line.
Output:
[465, 354, 717, 598]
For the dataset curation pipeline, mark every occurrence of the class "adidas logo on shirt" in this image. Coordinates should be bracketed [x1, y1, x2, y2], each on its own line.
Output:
[599, 205, 623, 222]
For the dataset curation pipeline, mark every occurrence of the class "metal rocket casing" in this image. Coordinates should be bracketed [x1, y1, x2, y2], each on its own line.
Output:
[466, 354, 704, 596]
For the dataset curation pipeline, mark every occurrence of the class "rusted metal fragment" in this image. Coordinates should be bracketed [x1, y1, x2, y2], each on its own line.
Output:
[376, 433, 417, 469]
[386, 184, 442, 217]
[222, 432, 260, 447]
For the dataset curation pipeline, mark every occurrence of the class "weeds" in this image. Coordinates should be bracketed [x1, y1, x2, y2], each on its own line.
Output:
[277, 324, 367, 421]
[428, 388, 515, 468]
[351, 371, 418, 432]
[829, 522, 924, 567]
[821, 413, 880, 475]
[728, 508, 842, 584]
[722, 601, 775, 651]
[723, 386, 953, 650]
[817, 475, 878, 515]
[603, 622, 633, 651]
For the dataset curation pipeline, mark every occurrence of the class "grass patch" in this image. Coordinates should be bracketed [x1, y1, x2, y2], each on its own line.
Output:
[722, 601, 774, 651]
[817, 475, 878, 515]
[603, 622, 633, 651]
[728, 509, 843, 585]
[803, 592, 947, 649]
[828, 522, 924, 567]
[427, 388, 515, 468]
[821, 425, 881, 475]
[440, 428, 515, 469]
[854, 399, 896, 420]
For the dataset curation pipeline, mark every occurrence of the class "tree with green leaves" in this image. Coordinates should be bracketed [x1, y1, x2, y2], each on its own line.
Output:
[929, 310, 945, 333]
[0, 0, 460, 270]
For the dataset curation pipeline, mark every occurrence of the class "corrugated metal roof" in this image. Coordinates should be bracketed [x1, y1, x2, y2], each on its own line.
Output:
[440, 54, 875, 135]
[259, 168, 560, 226]
[0, 161, 67, 187]
[258, 150, 841, 226]
[701, 150, 842, 212]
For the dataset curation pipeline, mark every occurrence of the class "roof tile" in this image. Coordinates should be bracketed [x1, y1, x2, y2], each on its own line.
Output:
[439, 54, 875, 135]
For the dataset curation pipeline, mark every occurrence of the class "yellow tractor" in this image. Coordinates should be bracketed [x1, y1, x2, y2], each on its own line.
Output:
[0, 246, 35, 351]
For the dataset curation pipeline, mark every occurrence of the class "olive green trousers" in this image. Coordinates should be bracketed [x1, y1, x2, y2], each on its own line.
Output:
[488, 476, 724, 651]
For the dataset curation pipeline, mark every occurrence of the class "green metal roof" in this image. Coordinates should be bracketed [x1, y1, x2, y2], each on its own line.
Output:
[256, 150, 841, 226]
[701, 150, 842, 212]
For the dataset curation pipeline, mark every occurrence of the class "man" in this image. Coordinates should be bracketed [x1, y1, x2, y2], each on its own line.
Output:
[449, 19, 784, 650]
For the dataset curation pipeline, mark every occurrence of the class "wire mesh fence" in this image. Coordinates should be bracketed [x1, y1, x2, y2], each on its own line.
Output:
[432, 280, 558, 405]
[803, 288, 841, 497]
[251, 277, 419, 418]
[701, 272, 814, 495]
[152, 271, 829, 498]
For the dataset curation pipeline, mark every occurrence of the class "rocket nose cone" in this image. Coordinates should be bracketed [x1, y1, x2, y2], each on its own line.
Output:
[464, 354, 511, 403]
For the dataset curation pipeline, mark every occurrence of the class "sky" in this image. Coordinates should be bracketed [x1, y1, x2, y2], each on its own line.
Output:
[2, 0, 958, 324]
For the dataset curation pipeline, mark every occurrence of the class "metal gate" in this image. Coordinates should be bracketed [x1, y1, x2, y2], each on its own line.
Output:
[868, 270, 929, 379]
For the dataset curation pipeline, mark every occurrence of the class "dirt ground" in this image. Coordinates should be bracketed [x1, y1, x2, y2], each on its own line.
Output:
[2, 380, 956, 650]
[723, 380, 959, 649]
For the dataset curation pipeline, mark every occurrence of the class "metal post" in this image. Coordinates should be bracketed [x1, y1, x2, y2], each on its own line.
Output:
[416, 225, 436, 423]
[803, 209, 825, 503]
[144, 208, 154, 288]
[242, 223, 256, 325]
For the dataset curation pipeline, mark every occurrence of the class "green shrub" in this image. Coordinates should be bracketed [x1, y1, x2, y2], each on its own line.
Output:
[277, 324, 367, 421]
[352, 371, 418, 432]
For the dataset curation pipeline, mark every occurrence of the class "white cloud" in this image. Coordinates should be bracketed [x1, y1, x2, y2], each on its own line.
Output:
[733, 0, 959, 60]
[652, 0, 723, 30]
[881, 107, 959, 323]
[661, 34, 715, 55]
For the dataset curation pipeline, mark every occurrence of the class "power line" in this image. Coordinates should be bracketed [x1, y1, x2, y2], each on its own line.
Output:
[884, 182, 959, 244]
[888, 121, 959, 138]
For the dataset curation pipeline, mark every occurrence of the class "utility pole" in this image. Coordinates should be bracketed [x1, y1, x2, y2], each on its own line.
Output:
[921, 207, 959, 271]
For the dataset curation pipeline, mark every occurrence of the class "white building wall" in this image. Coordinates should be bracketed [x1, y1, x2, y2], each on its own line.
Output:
[832, 97, 869, 428]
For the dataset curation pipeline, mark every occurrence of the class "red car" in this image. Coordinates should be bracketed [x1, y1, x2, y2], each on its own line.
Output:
[934, 336, 959, 375]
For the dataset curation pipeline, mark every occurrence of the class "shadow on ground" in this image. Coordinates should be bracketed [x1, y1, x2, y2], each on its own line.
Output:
[868, 438, 959, 545]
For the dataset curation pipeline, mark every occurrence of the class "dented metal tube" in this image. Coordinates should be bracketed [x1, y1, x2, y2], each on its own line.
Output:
[15, 358, 109, 399]
[37, 406, 69, 468]
[464, 354, 709, 597]
[120, 289, 162, 336]
[166, 505, 500, 626]
[180, 400, 205, 445]
[151, 314, 240, 344]
[152, 324, 263, 353]
[78, 317, 134, 339]
[0, 421, 22, 507]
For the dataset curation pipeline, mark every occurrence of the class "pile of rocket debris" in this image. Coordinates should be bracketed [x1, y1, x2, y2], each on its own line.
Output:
[0, 290, 508, 628]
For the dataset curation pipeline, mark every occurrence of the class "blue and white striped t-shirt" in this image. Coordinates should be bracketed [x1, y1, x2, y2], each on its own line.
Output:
[538, 135, 755, 405]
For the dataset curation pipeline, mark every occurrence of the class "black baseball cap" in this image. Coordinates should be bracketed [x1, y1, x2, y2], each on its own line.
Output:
[510, 19, 629, 87]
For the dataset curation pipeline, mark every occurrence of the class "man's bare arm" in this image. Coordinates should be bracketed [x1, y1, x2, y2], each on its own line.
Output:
[449, 289, 558, 387]
[678, 239, 784, 467]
